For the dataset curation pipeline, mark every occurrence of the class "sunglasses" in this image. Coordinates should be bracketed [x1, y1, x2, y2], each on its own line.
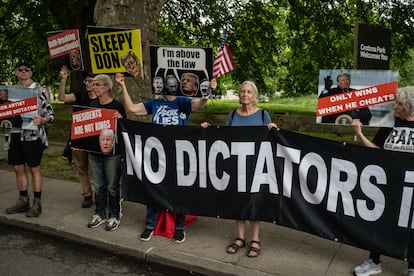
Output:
[17, 68, 31, 72]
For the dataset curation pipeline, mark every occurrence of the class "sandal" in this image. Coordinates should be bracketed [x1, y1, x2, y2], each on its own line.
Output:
[247, 240, 261, 258]
[226, 237, 246, 254]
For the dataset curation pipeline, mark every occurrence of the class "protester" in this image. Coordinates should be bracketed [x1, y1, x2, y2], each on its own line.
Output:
[58, 66, 97, 208]
[352, 86, 414, 276]
[4, 60, 54, 217]
[319, 73, 372, 125]
[115, 72, 216, 243]
[87, 74, 126, 231]
[201, 81, 277, 257]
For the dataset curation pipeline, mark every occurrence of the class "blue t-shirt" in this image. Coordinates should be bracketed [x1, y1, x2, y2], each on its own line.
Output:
[225, 109, 271, 126]
[144, 97, 192, 126]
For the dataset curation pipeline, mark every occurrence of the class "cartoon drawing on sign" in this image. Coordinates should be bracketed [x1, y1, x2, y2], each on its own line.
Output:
[121, 50, 143, 80]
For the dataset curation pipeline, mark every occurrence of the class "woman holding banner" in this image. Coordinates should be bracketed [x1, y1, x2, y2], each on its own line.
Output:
[352, 86, 414, 276]
[201, 81, 277, 258]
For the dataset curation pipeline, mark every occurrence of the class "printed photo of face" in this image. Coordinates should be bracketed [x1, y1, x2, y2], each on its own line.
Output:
[180, 72, 199, 96]
[121, 51, 143, 80]
[69, 50, 81, 70]
[99, 129, 115, 155]
[165, 75, 178, 95]
[152, 76, 164, 94]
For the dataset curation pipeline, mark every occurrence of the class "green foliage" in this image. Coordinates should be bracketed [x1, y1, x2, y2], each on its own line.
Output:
[158, 0, 414, 96]
[0, 0, 95, 87]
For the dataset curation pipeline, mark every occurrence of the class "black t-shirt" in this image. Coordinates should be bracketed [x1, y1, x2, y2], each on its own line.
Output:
[372, 118, 414, 153]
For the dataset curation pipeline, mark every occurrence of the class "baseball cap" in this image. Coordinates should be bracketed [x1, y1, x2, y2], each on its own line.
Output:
[15, 60, 32, 69]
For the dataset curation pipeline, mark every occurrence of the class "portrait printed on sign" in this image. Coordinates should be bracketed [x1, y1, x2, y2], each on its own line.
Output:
[316, 69, 398, 127]
[150, 45, 213, 97]
[70, 105, 118, 154]
[0, 85, 38, 130]
[87, 26, 143, 79]
[46, 29, 84, 71]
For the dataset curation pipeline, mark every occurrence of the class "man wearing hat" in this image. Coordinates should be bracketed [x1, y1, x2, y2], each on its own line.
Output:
[58, 65, 97, 208]
[5, 60, 55, 217]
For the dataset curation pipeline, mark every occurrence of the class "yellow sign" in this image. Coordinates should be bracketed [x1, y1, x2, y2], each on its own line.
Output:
[88, 29, 143, 79]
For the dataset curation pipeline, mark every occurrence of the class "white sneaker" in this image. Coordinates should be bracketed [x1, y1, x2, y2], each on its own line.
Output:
[105, 217, 120, 231]
[354, 259, 382, 276]
[87, 215, 106, 228]
[407, 268, 414, 276]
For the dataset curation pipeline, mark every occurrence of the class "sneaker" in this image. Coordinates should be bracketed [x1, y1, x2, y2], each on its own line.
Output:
[139, 228, 154, 241]
[408, 268, 414, 276]
[354, 259, 382, 276]
[87, 215, 106, 228]
[26, 198, 42, 217]
[105, 217, 120, 231]
[81, 196, 93, 208]
[173, 229, 186, 243]
[5, 196, 30, 214]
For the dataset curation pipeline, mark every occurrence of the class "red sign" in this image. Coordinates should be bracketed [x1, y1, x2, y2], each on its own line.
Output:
[0, 97, 38, 119]
[71, 107, 117, 140]
[317, 81, 397, 117]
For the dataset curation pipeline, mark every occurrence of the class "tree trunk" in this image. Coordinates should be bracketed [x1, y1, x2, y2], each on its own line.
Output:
[93, 0, 168, 120]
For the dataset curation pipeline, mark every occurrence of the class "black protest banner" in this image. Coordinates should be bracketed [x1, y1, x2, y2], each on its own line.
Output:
[119, 119, 414, 262]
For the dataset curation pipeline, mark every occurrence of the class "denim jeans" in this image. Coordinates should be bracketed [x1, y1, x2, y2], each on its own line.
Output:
[89, 153, 121, 219]
[146, 206, 185, 231]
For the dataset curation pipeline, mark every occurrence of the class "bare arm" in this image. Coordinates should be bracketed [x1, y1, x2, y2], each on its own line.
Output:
[58, 66, 77, 103]
[352, 119, 380, 148]
[115, 73, 148, 116]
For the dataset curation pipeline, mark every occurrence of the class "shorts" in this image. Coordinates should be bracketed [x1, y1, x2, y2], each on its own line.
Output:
[8, 133, 45, 167]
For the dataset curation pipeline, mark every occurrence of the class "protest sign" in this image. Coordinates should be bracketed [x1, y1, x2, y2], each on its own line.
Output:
[317, 69, 398, 126]
[46, 29, 84, 71]
[87, 26, 143, 78]
[150, 45, 213, 97]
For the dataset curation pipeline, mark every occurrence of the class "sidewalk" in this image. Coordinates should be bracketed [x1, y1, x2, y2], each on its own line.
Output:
[0, 148, 409, 275]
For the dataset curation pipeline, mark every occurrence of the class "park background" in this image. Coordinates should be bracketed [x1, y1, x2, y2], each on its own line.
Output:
[0, 0, 413, 180]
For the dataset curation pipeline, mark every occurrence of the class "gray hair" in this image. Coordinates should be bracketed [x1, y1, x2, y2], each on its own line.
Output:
[397, 86, 414, 116]
[94, 74, 113, 91]
[239, 81, 259, 105]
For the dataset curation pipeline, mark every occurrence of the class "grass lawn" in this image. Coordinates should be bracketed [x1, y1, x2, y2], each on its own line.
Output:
[0, 95, 370, 182]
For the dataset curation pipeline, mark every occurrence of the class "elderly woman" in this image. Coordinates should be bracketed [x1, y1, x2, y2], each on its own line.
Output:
[202, 80, 277, 258]
[87, 74, 126, 232]
[352, 86, 414, 276]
